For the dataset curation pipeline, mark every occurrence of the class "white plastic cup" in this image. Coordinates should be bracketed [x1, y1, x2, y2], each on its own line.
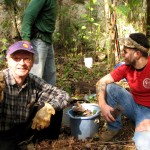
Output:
[84, 57, 93, 68]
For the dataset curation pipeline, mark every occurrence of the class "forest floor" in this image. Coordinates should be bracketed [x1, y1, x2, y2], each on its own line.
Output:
[33, 117, 136, 150]
[0, 52, 136, 150]
[24, 53, 136, 150]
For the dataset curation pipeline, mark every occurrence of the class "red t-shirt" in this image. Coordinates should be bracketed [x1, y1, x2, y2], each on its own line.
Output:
[111, 57, 150, 107]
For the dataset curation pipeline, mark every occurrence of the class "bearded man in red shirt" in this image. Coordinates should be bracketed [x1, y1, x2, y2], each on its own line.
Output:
[96, 33, 150, 150]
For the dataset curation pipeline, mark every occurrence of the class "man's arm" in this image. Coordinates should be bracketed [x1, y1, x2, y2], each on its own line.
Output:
[21, 0, 46, 41]
[96, 73, 116, 122]
[96, 74, 114, 106]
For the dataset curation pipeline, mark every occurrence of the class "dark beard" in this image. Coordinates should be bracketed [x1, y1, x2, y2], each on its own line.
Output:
[129, 59, 136, 67]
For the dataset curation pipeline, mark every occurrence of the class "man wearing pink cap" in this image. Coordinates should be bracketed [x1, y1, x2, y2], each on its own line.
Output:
[0, 41, 69, 150]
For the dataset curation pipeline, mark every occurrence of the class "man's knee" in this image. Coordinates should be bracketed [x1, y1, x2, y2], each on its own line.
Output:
[135, 119, 150, 132]
[133, 131, 150, 150]
[46, 110, 63, 139]
[106, 83, 117, 93]
[34, 110, 63, 140]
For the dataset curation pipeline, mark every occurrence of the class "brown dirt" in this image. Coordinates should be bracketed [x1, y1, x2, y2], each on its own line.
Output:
[31, 80, 135, 150]
[32, 116, 136, 150]
[0, 53, 135, 149]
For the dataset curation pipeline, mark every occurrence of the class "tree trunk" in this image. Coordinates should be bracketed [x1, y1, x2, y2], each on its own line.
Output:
[146, 0, 150, 38]
[104, 0, 111, 67]
[104, 0, 119, 70]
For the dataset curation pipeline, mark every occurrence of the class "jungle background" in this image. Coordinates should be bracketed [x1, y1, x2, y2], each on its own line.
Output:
[0, 0, 150, 94]
[0, 0, 150, 149]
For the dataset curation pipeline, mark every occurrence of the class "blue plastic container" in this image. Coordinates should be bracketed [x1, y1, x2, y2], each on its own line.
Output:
[114, 62, 125, 68]
[114, 62, 127, 82]
[67, 103, 100, 140]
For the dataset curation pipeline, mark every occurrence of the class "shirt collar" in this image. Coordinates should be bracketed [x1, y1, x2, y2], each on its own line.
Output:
[7, 68, 29, 87]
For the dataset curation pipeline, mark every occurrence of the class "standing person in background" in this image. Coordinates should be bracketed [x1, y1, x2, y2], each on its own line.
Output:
[21, 0, 57, 85]
[96, 33, 150, 150]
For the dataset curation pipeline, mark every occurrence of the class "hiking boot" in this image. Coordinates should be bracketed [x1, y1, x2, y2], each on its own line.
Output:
[99, 129, 120, 142]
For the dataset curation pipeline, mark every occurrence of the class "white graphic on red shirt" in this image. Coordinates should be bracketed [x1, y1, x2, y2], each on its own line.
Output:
[143, 78, 150, 89]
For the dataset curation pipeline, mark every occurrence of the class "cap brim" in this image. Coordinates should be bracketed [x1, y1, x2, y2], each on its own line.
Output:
[8, 49, 34, 56]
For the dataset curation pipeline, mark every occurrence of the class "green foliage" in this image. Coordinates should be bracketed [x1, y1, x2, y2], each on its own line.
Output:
[0, 38, 8, 50]
[4, 0, 20, 12]
[116, 5, 130, 16]
[54, 0, 104, 55]
[56, 53, 105, 94]
[0, 38, 8, 68]
[0, 0, 147, 72]
[147, 25, 150, 32]
[72, 0, 85, 4]
[88, 94, 97, 103]
[116, 0, 143, 23]
[4, 0, 15, 5]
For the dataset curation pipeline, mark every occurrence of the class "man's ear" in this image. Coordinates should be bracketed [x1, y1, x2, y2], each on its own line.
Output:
[135, 50, 141, 59]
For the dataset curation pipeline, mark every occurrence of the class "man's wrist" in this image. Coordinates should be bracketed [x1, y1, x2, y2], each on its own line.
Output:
[98, 99, 106, 108]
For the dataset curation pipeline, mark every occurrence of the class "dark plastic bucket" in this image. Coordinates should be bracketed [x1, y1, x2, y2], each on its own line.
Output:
[67, 103, 100, 140]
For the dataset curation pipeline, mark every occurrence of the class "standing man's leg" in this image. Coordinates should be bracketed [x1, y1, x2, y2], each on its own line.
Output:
[30, 39, 56, 85]
[43, 44, 56, 85]
[30, 38, 48, 79]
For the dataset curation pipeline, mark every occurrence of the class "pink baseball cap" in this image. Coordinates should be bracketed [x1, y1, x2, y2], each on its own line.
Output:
[6, 41, 34, 56]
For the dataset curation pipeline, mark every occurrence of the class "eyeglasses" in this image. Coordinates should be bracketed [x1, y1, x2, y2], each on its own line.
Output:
[11, 57, 32, 63]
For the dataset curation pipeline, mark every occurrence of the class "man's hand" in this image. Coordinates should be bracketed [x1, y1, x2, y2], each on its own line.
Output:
[100, 104, 116, 122]
[31, 102, 55, 130]
[96, 74, 115, 122]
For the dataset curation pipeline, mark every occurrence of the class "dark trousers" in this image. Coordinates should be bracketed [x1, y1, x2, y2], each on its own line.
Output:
[0, 110, 63, 150]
